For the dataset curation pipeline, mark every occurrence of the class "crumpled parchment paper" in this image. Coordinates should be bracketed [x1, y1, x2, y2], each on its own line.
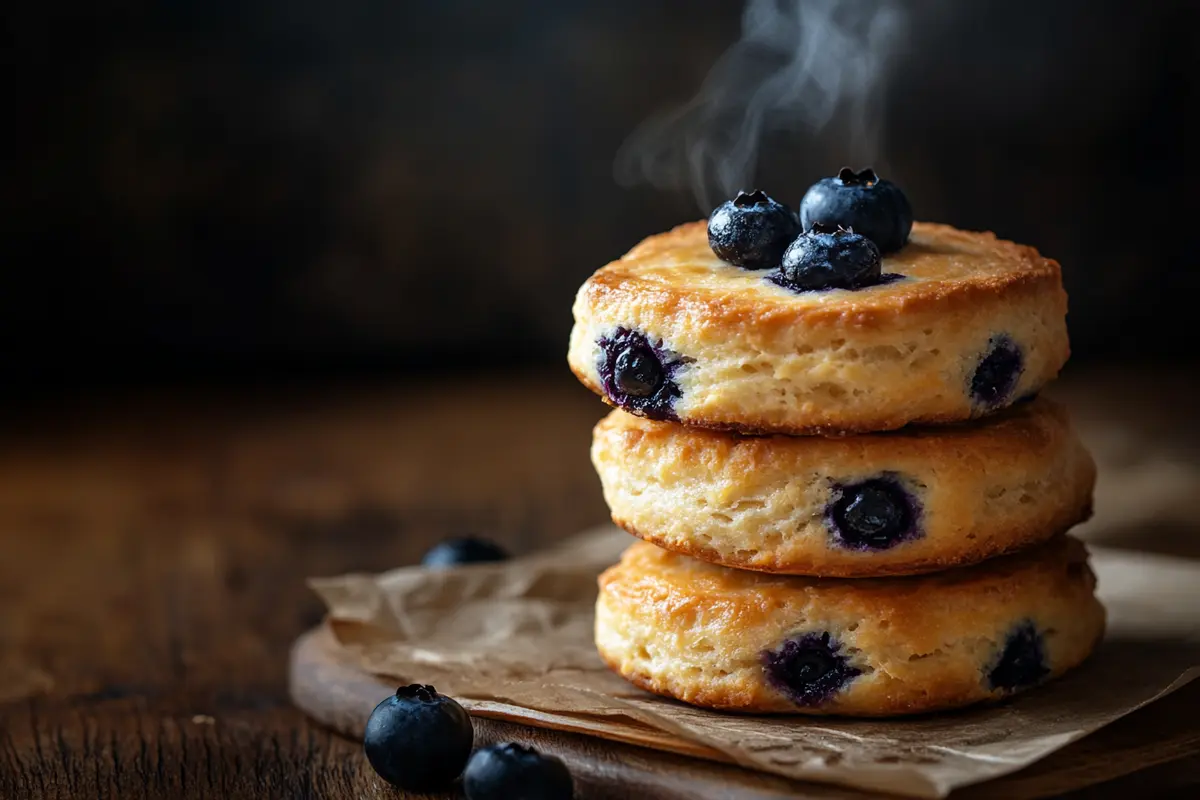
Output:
[310, 526, 1200, 798]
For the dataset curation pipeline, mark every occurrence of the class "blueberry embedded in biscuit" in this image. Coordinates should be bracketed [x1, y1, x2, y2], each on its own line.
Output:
[614, 344, 663, 398]
[596, 327, 684, 420]
[827, 475, 922, 551]
[762, 632, 862, 707]
[987, 621, 1050, 692]
[799, 167, 913, 254]
[707, 190, 801, 269]
[971, 335, 1025, 409]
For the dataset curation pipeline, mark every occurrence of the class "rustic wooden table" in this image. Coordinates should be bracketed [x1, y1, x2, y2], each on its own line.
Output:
[2, 369, 1198, 799]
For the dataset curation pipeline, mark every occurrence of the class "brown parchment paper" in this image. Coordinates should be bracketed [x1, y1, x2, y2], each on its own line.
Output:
[310, 526, 1200, 798]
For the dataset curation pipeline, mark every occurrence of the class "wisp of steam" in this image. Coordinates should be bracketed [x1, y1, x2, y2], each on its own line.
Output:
[614, 0, 907, 211]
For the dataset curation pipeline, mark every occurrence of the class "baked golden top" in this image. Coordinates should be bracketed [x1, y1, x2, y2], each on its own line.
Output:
[581, 221, 1065, 331]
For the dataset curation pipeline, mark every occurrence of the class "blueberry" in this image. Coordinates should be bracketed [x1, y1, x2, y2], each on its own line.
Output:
[762, 632, 862, 707]
[614, 344, 663, 398]
[707, 190, 802, 269]
[464, 742, 574, 800]
[770, 223, 882, 292]
[363, 684, 473, 791]
[987, 621, 1050, 692]
[799, 167, 913, 254]
[596, 327, 684, 421]
[970, 336, 1024, 408]
[422, 538, 509, 568]
[827, 476, 921, 551]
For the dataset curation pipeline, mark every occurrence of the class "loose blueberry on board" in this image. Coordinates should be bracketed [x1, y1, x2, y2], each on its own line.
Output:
[987, 621, 1050, 692]
[596, 327, 683, 420]
[422, 538, 509, 568]
[799, 167, 913, 254]
[363, 684, 474, 791]
[970, 336, 1024, 408]
[771, 223, 883, 292]
[762, 632, 862, 706]
[463, 743, 575, 800]
[827, 476, 921, 550]
[707, 190, 802, 269]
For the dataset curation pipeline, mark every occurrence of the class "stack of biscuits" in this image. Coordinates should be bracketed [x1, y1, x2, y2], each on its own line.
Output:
[567, 181, 1105, 717]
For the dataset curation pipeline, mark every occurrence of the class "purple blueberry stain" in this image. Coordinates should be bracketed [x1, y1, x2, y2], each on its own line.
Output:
[767, 269, 906, 294]
[596, 327, 685, 421]
[970, 335, 1024, 408]
[763, 632, 862, 707]
[826, 474, 922, 551]
[987, 620, 1050, 692]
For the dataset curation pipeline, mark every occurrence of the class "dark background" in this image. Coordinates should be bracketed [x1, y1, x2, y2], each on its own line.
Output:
[5, 0, 1199, 389]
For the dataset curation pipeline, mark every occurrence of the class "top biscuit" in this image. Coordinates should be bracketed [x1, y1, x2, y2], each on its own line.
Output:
[568, 221, 1068, 435]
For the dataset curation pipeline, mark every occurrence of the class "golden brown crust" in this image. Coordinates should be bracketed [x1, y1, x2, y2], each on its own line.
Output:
[589, 221, 1063, 330]
[595, 538, 1106, 716]
[567, 221, 1070, 434]
[591, 398, 1095, 577]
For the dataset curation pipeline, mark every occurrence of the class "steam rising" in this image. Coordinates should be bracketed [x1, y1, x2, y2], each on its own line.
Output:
[615, 0, 907, 210]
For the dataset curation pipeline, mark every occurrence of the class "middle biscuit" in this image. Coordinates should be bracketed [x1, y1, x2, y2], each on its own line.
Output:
[592, 396, 1094, 577]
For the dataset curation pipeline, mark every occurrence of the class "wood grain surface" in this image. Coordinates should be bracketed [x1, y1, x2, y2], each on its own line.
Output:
[2, 368, 1198, 799]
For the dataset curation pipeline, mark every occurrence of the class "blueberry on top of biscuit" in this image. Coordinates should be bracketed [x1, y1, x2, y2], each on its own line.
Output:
[799, 167, 913, 254]
[708, 190, 801, 269]
[771, 223, 883, 292]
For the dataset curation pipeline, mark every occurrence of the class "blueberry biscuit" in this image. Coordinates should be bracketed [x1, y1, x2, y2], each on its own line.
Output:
[595, 537, 1104, 716]
[567, 220, 1069, 434]
[591, 396, 1094, 577]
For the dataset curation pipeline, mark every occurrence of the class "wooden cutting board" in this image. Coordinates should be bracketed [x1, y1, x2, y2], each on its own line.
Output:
[289, 626, 1200, 799]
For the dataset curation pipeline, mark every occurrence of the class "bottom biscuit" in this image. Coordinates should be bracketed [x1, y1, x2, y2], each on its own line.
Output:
[595, 537, 1104, 716]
